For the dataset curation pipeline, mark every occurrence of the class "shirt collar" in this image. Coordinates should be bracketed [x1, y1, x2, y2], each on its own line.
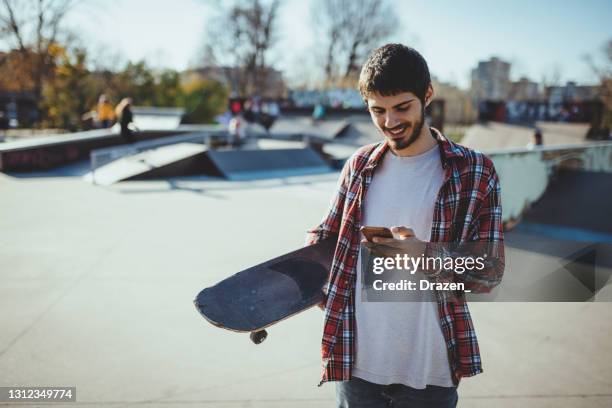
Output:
[363, 127, 464, 172]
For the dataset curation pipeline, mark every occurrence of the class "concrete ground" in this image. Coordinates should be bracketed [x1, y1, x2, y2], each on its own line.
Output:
[1, 167, 611, 407]
[462, 122, 590, 150]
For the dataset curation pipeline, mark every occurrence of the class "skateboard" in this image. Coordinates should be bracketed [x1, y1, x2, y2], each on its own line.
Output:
[194, 237, 336, 344]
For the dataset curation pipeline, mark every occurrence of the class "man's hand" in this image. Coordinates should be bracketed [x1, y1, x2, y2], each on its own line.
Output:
[317, 288, 327, 311]
[361, 226, 426, 258]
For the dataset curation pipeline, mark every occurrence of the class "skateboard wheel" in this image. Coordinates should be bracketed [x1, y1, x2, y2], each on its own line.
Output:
[250, 330, 268, 344]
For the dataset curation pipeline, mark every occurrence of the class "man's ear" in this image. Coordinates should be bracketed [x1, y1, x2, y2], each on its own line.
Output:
[424, 84, 434, 107]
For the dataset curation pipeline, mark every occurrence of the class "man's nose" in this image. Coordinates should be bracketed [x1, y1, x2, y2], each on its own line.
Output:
[384, 113, 400, 129]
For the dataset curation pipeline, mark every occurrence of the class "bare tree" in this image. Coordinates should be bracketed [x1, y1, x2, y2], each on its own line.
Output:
[314, 0, 398, 85]
[539, 64, 563, 99]
[311, 0, 345, 84]
[584, 38, 612, 130]
[584, 39, 612, 79]
[0, 0, 79, 98]
[203, 0, 280, 97]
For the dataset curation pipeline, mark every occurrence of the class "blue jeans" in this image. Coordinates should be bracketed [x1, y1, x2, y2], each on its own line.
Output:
[336, 377, 458, 408]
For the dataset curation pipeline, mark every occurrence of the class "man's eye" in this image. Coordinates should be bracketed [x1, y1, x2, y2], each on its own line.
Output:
[396, 107, 408, 112]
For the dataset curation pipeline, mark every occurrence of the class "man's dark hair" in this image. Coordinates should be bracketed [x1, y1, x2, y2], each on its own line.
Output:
[358, 44, 431, 103]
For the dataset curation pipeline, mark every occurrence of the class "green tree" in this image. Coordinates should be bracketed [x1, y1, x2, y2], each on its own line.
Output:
[111, 61, 157, 106]
[181, 79, 228, 123]
[108, 62, 185, 108]
[155, 69, 184, 107]
[41, 46, 92, 130]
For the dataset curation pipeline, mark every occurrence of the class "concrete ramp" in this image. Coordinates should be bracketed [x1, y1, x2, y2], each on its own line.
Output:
[204, 148, 331, 181]
[487, 141, 612, 223]
[86, 142, 332, 184]
[87, 143, 207, 185]
[517, 169, 612, 242]
[270, 115, 350, 139]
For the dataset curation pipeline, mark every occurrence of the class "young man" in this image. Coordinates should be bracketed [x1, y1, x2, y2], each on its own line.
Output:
[306, 44, 504, 407]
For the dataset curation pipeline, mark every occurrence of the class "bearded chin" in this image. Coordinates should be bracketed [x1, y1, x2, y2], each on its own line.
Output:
[393, 107, 425, 150]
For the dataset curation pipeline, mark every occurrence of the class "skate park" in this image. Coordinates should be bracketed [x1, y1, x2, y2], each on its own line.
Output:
[1, 110, 612, 406]
[2, 0, 612, 403]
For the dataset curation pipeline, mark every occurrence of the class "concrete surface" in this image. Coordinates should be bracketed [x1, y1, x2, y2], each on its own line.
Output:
[462, 122, 589, 151]
[1, 167, 612, 407]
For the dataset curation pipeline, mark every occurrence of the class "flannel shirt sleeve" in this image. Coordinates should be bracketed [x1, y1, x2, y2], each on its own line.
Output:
[426, 165, 505, 294]
[470, 163, 505, 291]
[304, 158, 351, 246]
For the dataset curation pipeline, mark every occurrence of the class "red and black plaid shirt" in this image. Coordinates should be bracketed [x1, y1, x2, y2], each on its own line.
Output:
[306, 128, 504, 386]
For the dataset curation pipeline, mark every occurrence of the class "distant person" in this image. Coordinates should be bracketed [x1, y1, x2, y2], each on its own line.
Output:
[97, 94, 116, 128]
[230, 99, 242, 115]
[243, 99, 255, 123]
[264, 100, 280, 132]
[251, 96, 262, 114]
[115, 98, 135, 143]
[268, 101, 280, 120]
[312, 103, 326, 124]
[250, 97, 261, 124]
[528, 127, 543, 149]
[81, 110, 97, 130]
[534, 128, 543, 146]
[259, 100, 280, 132]
[228, 114, 246, 146]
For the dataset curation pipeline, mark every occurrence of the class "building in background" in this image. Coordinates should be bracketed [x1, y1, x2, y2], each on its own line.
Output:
[432, 78, 477, 124]
[545, 82, 601, 105]
[505, 77, 543, 125]
[471, 57, 511, 102]
[470, 57, 512, 122]
[509, 77, 540, 101]
[543, 81, 604, 128]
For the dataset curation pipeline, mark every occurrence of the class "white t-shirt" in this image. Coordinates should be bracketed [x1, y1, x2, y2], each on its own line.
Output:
[352, 144, 454, 388]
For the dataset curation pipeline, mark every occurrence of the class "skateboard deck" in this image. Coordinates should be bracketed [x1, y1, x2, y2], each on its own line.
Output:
[194, 237, 336, 343]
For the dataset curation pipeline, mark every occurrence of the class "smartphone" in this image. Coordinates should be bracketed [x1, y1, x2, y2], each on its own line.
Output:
[360, 226, 393, 242]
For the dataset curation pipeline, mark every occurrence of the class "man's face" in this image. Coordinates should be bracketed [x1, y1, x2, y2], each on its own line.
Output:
[366, 91, 427, 151]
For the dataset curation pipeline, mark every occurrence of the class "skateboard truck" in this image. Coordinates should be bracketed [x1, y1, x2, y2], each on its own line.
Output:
[250, 330, 268, 344]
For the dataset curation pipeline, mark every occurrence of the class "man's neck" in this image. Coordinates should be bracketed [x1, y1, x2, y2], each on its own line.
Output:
[390, 126, 437, 157]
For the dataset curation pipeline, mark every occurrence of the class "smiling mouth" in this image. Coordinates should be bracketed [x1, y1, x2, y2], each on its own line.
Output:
[386, 124, 408, 138]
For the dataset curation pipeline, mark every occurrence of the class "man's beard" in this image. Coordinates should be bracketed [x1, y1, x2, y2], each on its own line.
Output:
[385, 106, 425, 150]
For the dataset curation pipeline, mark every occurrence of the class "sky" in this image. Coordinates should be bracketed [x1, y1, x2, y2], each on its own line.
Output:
[3, 0, 612, 89]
